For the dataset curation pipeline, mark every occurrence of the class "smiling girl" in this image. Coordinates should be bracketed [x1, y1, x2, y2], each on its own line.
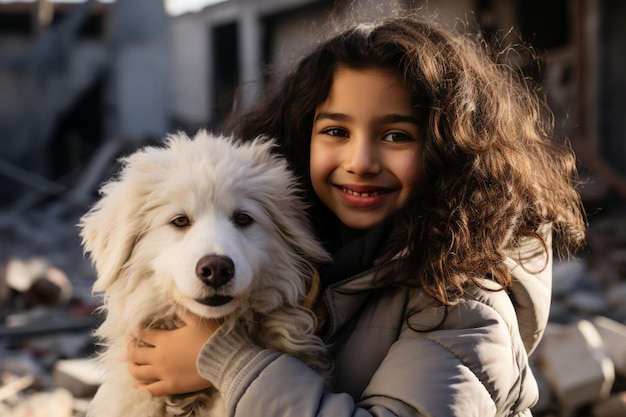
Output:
[127, 14, 586, 417]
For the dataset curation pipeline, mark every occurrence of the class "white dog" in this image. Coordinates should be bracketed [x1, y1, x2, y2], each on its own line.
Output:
[80, 131, 331, 417]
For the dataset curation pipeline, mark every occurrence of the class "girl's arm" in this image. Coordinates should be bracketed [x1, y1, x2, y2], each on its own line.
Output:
[194, 321, 368, 416]
[127, 313, 364, 415]
[128, 306, 523, 417]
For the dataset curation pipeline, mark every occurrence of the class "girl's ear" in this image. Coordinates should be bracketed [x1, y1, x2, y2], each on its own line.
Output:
[79, 164, 143, 293]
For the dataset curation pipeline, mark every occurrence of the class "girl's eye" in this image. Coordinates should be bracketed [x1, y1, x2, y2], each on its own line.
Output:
[382, 132, 414, 143]
[171, 215, 191, 228]
[322, 128, 349, 138]
[233, 212, 253, 227]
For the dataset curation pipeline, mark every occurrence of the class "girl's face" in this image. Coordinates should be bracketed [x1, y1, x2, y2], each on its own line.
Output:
[310, 66, 423, 237]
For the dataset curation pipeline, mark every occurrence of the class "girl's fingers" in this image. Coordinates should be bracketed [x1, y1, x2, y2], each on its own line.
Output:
[135, 327, 170, 346]
[128, 361, 158, 383]
[136, 380, 173, 397]
[128, 339, 149, 364]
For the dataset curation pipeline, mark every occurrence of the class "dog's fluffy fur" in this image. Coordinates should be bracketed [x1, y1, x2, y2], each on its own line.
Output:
[80, 131, 330, 417]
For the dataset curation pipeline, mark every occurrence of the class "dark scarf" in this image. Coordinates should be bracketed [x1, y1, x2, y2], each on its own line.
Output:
[318, 218, 394, 288]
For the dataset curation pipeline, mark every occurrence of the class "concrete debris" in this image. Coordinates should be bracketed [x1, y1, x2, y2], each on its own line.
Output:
[591, 316, 626, 377]
[0, 202, 99, 417]
[2, 388, 74, 417]
[4, 257, 73, 309]
[0, 375, 35, 404]
[591, 392, 626, 417]
[53, 359, 103, 400]
[536, 320, 615, 412]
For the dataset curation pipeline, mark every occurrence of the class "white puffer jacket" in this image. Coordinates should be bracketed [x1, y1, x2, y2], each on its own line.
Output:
[198, 230, 552, 417]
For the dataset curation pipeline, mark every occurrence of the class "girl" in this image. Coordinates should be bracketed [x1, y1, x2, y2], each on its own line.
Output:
[127, 14, 586, 416]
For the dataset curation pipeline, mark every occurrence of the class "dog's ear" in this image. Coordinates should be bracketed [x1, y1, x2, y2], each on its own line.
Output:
[79, 158, 145, 293]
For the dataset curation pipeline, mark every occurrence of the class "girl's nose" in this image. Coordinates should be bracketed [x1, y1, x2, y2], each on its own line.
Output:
[343, 135, 381, 176]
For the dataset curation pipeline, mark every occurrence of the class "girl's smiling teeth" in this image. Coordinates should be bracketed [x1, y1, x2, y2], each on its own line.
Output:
[338, 185, 389, 197]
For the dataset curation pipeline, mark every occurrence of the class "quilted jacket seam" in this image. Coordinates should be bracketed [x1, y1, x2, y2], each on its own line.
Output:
[421, 336, 497, 408]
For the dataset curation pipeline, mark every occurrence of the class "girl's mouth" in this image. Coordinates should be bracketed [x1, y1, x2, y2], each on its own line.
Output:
[335, 184, 393, 207]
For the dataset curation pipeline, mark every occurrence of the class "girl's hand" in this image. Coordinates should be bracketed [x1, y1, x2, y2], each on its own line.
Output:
[127, 311, 219, 396]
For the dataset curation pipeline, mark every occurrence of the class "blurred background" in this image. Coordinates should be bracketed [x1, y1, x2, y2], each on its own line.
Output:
[0, 0, 625, 416]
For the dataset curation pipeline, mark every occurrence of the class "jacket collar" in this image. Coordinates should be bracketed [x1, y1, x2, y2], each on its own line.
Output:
[318, 219, 398, 340]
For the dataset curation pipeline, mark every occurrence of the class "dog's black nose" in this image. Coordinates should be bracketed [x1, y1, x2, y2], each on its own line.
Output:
[196, 255, 235, 288]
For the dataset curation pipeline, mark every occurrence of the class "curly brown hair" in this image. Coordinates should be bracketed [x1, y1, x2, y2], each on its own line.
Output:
[224, 15, 586, 305]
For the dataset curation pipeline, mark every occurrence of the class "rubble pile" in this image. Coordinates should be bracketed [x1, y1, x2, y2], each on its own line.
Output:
[0, 203, 99, 417]
[0, 203, 626, 417]
[529, 213, 626, 417]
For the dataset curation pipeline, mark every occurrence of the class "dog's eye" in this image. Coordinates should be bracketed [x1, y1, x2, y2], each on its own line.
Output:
[171, 215, 191, 228]
[233, 212, 253, 227]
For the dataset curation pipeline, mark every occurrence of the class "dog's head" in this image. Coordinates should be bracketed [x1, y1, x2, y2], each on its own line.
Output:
[79, 131, 330, 320]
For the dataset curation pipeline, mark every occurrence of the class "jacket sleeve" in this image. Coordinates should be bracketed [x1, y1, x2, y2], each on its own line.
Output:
[197, 324, 371, 417]
[197, 293, 536, 417]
